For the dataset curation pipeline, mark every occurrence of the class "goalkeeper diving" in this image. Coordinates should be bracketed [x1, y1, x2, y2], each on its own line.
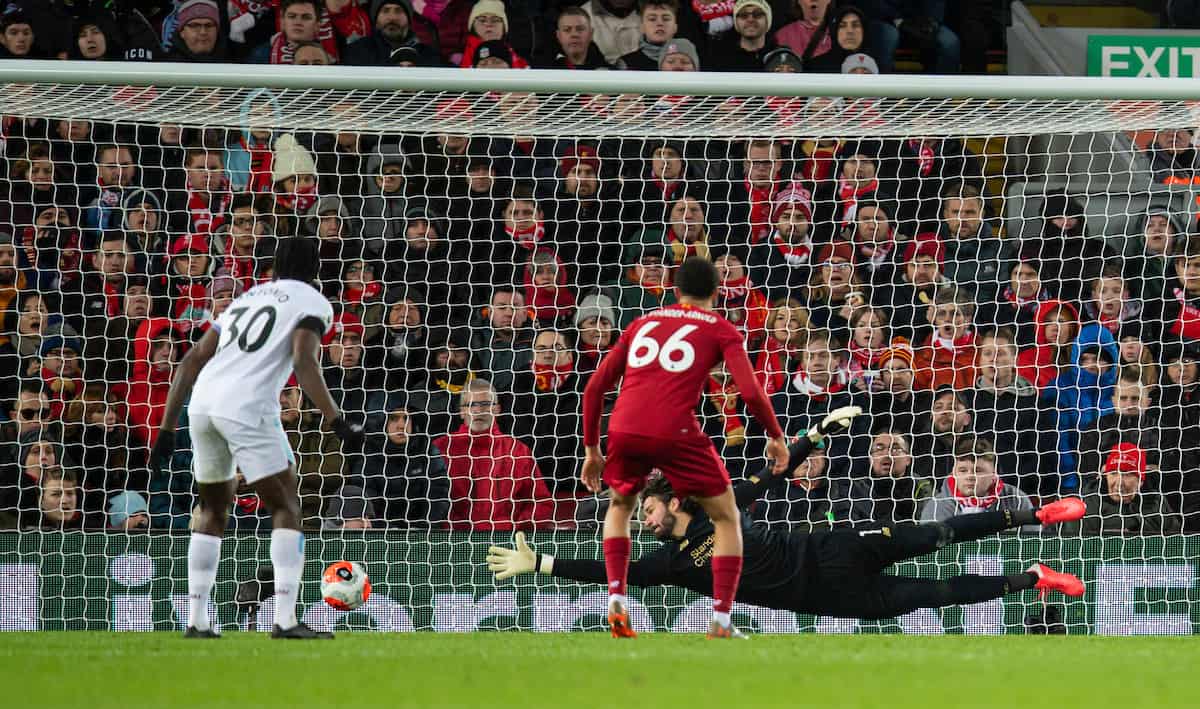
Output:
[487, 407, 1086, 623]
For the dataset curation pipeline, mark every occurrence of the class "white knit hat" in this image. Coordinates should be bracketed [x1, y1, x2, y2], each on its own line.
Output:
[468, 0, 508, 33]
[271, 134, 317, 184]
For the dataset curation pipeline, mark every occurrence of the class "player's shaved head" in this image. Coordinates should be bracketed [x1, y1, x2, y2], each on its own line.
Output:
[674, 256, 719, 299]
[273, 237, 320, 283]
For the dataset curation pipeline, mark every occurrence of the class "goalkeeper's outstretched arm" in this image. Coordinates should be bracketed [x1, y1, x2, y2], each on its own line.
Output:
[487, 532, 672, 587]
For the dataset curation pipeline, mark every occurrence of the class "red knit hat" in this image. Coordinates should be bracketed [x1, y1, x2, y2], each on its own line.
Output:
[902, 233, 945, 266]
[1104, 442, 1147, 481]
[816, 240, 855, 265]
[772, 182, 813, 222]
[323, 312, 365, 345]
[560, 144, 600, 177]
[170, 234, 210, 256]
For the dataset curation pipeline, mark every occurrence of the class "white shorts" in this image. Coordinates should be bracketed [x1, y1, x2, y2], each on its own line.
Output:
[189, 413, 296, 485]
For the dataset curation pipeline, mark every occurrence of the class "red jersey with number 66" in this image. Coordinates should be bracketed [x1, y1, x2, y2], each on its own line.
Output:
[583, 303, 784, 446]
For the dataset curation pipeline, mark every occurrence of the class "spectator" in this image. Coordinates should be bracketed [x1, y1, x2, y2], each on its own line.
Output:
[1082, 264, 1143, 339]
[1, 141, 59, 231]
[751, 445, 871, 530]
[38, 334, 84, 422]
[774, 0, 832, 60]
[574, 292, 617, 381]
[762, 45, 803, 72]
[656, 36, 699, 72]
[417, 328, 479, 436]
[714, 251, 769, 345]
[472, 286, 535, 393]
[846, 199, 901, 290]
[844, 304, 890, 387]
[352, 404, 451, 527]
[119, 189, 170, 274]
[322, 486, 377, 529]
[1157, 342, 1200, 530]
[227, 101, 279, 195]
[73, 233, 134, 338]
[1123, 206, 1184, 304]
[860, 0, 960, 74]
[0, 7, 37, 59]
[582, 0, 641, 63]
[1043, 322, 1119, 491]
[616, 0, 678, 69]
[270, 134, 319, 237]
[309, 195, 365, 292]
[754, 301, 808, 396]
[80, 143, 139, 247]
[936, 182, 1006, 304]
[470, 38, 515, 66]
[1015, 299, 1079, 390]
[534, 6, 612, 69]
[63, 386, 146, 506]
[700, 363, 765, 479]
[1026, 191, 1108, 304]
[912, 283, 977, 391]
[771, 328, 863, 470]
[81, 274, 150, 384]
[805, 241, 863, 334]
[1076, 366, 1161, 486]
[336, 250, 386, 345]
[910, 385, 970, 480]
[159, 234, 214, 327]
[250, 0, 370, 64]
[747, 182, 814, 302]
[380, 203, 464, 326]
[125, 317, 182, 449]
[367, 285, 428, 391]
[545, 144, 621, 289]
[706, 0, 775, 72]
[0, 383, 53, 524]
[293, 40, 335, 64]
[17, 206, 83, 294]
[524, 248, 576, 326]
[721, 139, 784, 247]
[859, 429, 934, 524]
[343, 0, 440, 66]
[471, 186, 555, 297]
[278, 383, 345, 527]
[1065, 443, 1181, 536]
[216, 194, 270, 291]
[840, 51, 878, 74]
[322, 311, 387, 434]
[165, 0, 230, 62]
[1148, 236, 1200, 347]
[802, 5, 870, 72]
[70, 12, 122, 61]
[25, 466, 85, 530]
[1116, 322, 1157, 385]
[921, 437, 1035, 528]
[107, 490, 150, 531]
[1146, 128, 1200, 185]
[167, 145, 231, 236]
[977, 254, 1048, 349]
[458, 0, 528, 68]
[814, 141, 888, 229]
[436, 379, 561, 530]
[507, 329, 585, 491]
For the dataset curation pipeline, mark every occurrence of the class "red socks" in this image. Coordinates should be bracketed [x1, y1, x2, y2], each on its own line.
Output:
[603, 537, 632, 597]
[711, 555, 743, 614]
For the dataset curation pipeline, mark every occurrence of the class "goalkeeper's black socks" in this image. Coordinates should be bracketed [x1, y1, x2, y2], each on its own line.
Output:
[1005, 572, 1039, 594]
[942, 509, 1037, 544]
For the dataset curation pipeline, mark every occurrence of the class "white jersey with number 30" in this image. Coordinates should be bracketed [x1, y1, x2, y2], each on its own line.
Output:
[189, 279, 333, 426]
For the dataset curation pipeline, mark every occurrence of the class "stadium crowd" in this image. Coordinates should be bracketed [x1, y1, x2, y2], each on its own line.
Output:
[0, 0, 1198, 537]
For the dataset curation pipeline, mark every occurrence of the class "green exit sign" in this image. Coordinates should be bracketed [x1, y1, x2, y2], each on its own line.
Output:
[1087, 35, 1200, 77]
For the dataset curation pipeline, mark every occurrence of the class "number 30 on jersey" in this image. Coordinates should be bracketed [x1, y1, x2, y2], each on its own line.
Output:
[627, 321, 697, 372]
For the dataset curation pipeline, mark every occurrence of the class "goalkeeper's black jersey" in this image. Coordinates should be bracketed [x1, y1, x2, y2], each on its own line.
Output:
[552, 474, 816, 611]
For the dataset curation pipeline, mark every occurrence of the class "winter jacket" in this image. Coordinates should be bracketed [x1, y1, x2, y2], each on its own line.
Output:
[471, 319, 534, 394]
[435, 424, 561, 530]
[126, 317, 181, 449]
[350, 433, 450, 527]
[506, 371, 585, 493]
[939, 220, 1009, 305]
[921, 478, 1038, 532]
[1042, 323, 1119, 486]
[1063, 479, 1181, 536]
[284, 411, 347, 528]
[1123, 207, 1186, 303]
[912, 333, 977, 391]
[1016, 299, 1079, 390]
[966, 375, 1056, 496]
[860, 474, 937, 525]
[359, 145, 412, 251]
[343, 28, 441, 66]
[751, 476, 873, 531]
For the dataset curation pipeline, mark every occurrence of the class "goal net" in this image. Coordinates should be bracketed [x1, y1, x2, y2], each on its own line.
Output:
[0, 65, 1197, 635]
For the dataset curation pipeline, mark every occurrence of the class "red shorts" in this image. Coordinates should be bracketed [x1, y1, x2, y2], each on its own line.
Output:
[603, 431, 730, 499]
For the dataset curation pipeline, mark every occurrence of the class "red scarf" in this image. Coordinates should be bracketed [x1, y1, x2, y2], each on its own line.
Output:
[706, 376, 745, 446]
[837, 178, 878, 226]
[524, 249, 576, 322]
[240, 135, 274, 193]
[173, 280, 210, 321]
[772, 232, 811, 266]
[222, 237, 258, 292]
[848, 339, 884, 369]
[909, 139, 935, 177]
[948, 475, 1003, 512]
[533, 361, 573, 392]
[755, 336, 792, 396]
[267, 27, 340, 64]
[505, 221, 545, 250]
[745, 177, 778, 244]
[692, 0, 734, 22]
[800, 143, 840, 183]
[631, 266, 667, 298]
[1002, 285, 1046, 312]
[103, 280, 120, 317]
[343, 280, 383, 305]
[652, 177, 680, 200]
[933, 331, 975, 355]
[186, 177, 231, 235]
[717, 274, 768, 334]
[276, 182, 318, 213]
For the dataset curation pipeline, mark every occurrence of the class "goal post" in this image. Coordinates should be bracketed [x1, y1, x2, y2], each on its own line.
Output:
[0, 61, 1197, 635]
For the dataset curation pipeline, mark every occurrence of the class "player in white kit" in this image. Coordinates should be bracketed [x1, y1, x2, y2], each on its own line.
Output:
[150, 238, 362, 639]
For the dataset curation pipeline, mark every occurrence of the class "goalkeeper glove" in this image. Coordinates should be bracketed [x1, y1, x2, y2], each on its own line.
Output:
[805, 405, 863, 444]
[149, 429, 177, 475]
[487, 532, 553, 580]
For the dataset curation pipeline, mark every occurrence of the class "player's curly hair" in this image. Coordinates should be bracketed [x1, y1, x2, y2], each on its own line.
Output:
[674, 256, 719, 299]
[273, 237, 321, 284]
[641, 472, 704, 517]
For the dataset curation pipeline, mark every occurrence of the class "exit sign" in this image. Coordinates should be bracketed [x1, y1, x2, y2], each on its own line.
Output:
[1087, 35, 1200, 77]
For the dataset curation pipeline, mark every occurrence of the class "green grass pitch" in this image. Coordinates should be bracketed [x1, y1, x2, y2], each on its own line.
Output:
[3, 632, 1190, 708]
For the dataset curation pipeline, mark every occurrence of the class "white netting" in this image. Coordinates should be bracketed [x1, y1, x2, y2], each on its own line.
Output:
[1, 70, 1198, 634]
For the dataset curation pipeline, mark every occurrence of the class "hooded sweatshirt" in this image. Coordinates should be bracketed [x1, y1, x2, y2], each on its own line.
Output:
[1016, 299, 1079, 390]
[1043, 322, 1120, 486]
[126, 317, 180, 448]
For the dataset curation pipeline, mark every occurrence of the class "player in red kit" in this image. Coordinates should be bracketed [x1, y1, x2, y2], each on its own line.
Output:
[581, 256, 789, 639]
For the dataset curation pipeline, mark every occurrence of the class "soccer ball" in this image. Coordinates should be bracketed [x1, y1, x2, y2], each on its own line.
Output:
[321, 561, 371, 611]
